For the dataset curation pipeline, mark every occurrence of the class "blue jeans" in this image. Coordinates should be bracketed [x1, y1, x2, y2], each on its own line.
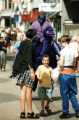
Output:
[59, 74, 79, 113]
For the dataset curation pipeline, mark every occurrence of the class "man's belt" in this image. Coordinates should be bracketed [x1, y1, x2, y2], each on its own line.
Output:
[63, 66, 75, 68]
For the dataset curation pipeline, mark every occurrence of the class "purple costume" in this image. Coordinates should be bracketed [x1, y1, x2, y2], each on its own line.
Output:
[31, 15, 60, 70]
[32, 20, 51, 42]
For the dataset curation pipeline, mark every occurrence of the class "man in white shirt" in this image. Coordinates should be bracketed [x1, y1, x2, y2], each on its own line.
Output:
[58, 35, 79, 119]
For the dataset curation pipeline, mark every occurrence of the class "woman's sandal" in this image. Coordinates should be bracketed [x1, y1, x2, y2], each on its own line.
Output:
[20, 112, 26, 119]
[27, 112, 39, 119]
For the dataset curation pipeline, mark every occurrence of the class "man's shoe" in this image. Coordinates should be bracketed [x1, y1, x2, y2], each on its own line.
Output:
[59, 113, 71, 119]
[75, 112, 79, 118]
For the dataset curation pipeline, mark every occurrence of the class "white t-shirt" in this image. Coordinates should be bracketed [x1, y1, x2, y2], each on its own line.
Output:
[60, 46, 78, 66]
[69, 41, 79, 56]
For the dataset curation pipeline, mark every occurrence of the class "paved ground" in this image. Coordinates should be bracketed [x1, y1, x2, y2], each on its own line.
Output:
[0, 57, 79, 120]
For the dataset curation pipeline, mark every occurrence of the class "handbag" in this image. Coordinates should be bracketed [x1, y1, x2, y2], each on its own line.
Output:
[32, 75, 38, 91]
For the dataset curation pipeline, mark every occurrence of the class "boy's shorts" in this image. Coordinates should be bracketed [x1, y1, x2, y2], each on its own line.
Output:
[38, 87, 49, 100]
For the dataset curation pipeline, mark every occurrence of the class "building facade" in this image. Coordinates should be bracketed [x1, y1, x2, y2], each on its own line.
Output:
[0, 0, 61, 29]
[0, 0, 14, 27]
[62, 0, 79, 35]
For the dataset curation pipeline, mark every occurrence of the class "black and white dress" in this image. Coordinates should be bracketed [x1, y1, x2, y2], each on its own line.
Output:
[16, 69, 34, 88]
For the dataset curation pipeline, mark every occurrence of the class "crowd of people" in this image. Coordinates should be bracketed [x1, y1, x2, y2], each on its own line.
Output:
[0, 14, 79, 119]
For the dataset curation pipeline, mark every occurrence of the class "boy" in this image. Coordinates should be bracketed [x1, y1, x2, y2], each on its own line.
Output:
[35, 54, 53, 116]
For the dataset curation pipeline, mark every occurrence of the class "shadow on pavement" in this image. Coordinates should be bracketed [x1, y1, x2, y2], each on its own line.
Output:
[48, 110, 61, 116]
[51, 96, 61, 101]
[39, 110, 61, 117]
[32, 96, 61, 101]
[69, 113, 77, 118]
[0, 92, 18, 104]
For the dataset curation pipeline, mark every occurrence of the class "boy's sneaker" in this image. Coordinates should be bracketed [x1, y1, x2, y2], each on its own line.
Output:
[75, 112, 79, 118]
[20, 112, 26, 119]
[40, 109, 46, 116]
[45, 107, 52, 114]
[59, 112, 71, 119]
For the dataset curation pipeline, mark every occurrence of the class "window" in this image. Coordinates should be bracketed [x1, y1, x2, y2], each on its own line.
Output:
[8, 0, 12, 9]
[5, 0, 7, 9]
[5, 0, 13, 9]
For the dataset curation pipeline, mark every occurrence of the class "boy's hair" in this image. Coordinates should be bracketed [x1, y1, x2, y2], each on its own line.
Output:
[60, 35, 71, 44]
[42, 54, 49, 59]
